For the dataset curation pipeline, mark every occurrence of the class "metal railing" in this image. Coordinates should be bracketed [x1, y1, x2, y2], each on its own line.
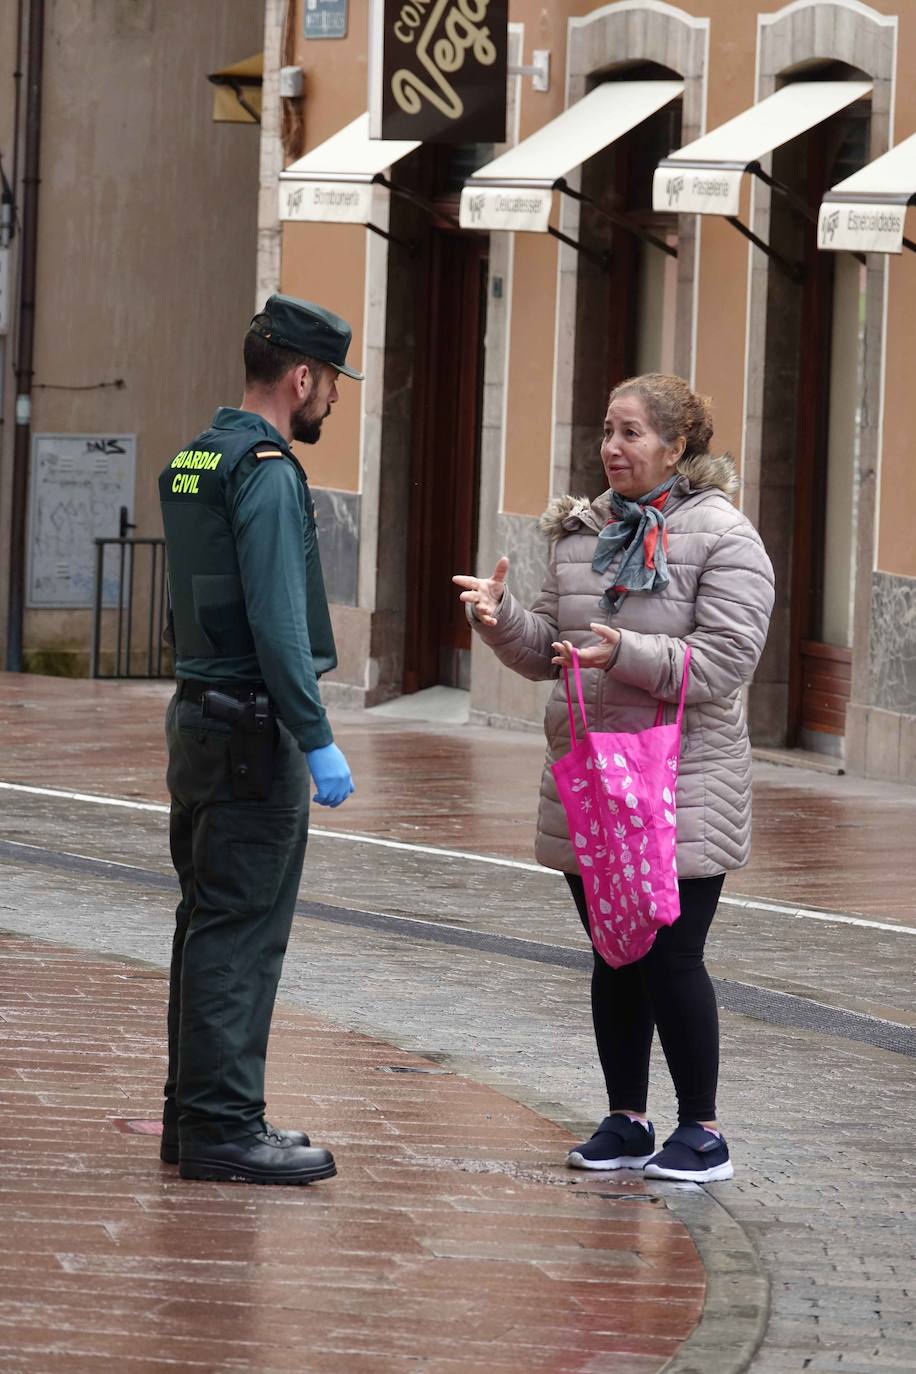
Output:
[90, 534, 170, 679]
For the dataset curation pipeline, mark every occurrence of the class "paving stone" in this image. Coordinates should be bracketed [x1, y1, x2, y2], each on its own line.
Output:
[2, 672, 916, 1371]
[0, 930, 702, 1372]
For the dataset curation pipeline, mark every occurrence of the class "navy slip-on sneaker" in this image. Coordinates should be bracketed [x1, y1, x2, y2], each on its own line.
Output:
[643, 1123, 734, 1182]
[567, 1113, 656, 1170]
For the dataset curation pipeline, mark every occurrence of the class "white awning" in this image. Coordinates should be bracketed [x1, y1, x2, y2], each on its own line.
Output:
[279, 113, 419, 224]
[653, 81, 872, 216]
[818, 132, 916, 253]
[459, 81, 684, 232]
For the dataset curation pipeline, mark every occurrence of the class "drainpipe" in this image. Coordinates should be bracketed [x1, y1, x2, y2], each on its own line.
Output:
[6, 0, 44, 671]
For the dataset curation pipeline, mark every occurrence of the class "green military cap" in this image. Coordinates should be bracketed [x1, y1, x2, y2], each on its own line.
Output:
[251, 293, 365, 381]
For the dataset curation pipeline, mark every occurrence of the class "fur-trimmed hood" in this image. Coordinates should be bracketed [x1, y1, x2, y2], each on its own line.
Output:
[538, 451, 739, 540]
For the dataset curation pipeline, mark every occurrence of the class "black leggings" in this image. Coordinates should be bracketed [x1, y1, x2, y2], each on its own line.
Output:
[566, 870, 725, 1124]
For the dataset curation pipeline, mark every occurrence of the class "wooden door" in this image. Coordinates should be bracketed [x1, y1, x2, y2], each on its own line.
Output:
[788, 121, 852, 746]
[403, 230, 488, 693]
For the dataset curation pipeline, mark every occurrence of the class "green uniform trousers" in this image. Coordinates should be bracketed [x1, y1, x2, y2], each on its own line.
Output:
[163, 693, 309, 1146]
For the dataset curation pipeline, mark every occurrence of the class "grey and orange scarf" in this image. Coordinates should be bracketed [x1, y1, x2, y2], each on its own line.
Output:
[592, 478, 676, 613]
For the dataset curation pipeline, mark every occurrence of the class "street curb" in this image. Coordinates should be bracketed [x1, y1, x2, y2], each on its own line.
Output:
[535, 1111, 770, 1374]
[654, 1184, 769, 1374]
[417, 1061, 771, 1374]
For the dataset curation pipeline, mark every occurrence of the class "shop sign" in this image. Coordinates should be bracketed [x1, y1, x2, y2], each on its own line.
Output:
[304, 0, 348, 39]
[369, 0, 508, 144]
[280, 179, 372, 223]
[652, 165, 743, 217]
[817, 201, 906, 254]
[459, 184, 551, 232]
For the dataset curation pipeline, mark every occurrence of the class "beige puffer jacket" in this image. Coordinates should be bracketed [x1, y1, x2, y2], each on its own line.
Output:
[472, 454, 775, 878]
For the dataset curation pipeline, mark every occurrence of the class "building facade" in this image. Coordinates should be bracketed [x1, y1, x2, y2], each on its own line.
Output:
[0, 0, 264, 675]
[270, 0, 916, 784]
[3, 0, 915, 787]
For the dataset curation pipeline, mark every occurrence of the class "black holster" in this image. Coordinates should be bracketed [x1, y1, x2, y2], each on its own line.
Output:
[203, 689, 277, 800]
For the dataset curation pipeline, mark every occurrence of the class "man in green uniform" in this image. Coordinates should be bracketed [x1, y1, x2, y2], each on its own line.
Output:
[158, 294, 359, 1184]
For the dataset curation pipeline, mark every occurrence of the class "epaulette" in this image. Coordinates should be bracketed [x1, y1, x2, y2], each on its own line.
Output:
[253, 442, 287, 461]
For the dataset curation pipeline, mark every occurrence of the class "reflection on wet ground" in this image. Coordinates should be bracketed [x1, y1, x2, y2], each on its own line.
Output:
[2, 672, 914, 925]
[0, 931, 704, 1373]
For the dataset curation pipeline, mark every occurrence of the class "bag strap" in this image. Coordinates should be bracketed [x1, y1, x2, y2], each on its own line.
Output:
[567, 643, 691, 737]
[562, 647, 588, 741]
[653, 644, 693, 727]
[675, 645, 692, 727]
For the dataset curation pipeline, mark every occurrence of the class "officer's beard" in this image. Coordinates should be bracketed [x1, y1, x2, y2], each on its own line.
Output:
[291, 397, 331, 446]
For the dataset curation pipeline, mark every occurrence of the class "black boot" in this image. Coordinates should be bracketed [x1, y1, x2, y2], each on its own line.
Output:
[161, 1119, 310, 1165]
[179, 1127, 335, 1184]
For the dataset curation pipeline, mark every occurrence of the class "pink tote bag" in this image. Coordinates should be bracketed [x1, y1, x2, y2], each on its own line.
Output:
[552, 645, 692, 969]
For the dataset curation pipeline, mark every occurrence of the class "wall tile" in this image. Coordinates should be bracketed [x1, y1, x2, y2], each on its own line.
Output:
[869, 571, 916, 713]
[313, 488, 359, 607]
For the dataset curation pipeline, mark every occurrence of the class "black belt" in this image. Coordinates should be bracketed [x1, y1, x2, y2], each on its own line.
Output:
[176, 678, 267, 705]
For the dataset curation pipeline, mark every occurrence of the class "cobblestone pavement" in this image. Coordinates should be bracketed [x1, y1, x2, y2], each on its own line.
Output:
[0, 931, 713, 1373]
[2, 672, 916, 925]
[1, 674, 915, 1371]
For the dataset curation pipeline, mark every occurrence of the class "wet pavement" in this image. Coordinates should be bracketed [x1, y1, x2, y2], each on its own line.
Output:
[1, 671, 915, 923]
[1, 672, 915, 1372]
[0, 932, 706, 1373]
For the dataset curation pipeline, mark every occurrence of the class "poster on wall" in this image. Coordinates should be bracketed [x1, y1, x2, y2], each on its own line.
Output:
[368, 0, 507, 143]
[304, 0, 348, 39]
[27, 434, 136, 608]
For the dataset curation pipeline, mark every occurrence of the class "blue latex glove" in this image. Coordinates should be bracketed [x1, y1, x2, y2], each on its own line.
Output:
[306, 742, 354, 808]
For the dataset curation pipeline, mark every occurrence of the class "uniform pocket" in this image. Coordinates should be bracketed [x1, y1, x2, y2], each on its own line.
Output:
[196, 803, 303, 917]
[167, 706, 234, 805]
[192, 575, 256, 656]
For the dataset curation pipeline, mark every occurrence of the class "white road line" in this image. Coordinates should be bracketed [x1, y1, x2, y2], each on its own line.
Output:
[0, 782, 169, 814]
[1, 778, 914, 938]
[716, 895, 914, 937]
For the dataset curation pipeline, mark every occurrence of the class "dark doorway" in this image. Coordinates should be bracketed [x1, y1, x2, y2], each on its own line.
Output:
[788, 122, 840, 745]
[403, 229, 488, 693]
[759, 95, 869, 752]
[571, 94, 682, 498]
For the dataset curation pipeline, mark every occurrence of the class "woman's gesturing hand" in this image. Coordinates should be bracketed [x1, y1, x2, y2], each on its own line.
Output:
[551, 622, 621, 670]
[452, 556, 509, 627]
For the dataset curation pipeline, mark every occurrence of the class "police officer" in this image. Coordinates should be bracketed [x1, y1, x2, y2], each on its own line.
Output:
[158, 294, 359, 1184]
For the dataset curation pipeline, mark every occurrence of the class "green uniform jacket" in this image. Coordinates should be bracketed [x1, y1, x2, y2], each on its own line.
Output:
[159, 407, 336, 753]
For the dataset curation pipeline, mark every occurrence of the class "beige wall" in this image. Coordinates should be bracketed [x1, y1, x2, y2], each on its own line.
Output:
[281, 221, 365, 491]
[0, 0, 263, 668]
[701, 0, 916, 586]
[689, 0, 758, 461]
[498, 0, 567, 517]
[501, 231, 557, 515]
[675, 0, 916, 580]
[277, 7, 374, 493]
[281, 0, 916, 539]
[879, 203, 916, 575]
[276, 0, 916, 768]
[876, 11, 916, 577]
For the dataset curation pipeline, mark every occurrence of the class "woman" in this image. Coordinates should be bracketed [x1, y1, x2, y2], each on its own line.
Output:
[453, 374, 774, 1183]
